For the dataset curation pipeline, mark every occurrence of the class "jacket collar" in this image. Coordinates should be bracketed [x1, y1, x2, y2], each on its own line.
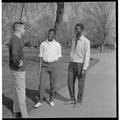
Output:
[75, 35, 84, 41]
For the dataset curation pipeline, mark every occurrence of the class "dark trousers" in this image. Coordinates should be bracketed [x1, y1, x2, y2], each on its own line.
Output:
[68, 62, 86, 103]
[38, 61, 58, 102]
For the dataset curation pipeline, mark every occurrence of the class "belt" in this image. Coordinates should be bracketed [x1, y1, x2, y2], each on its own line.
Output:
[43, 61, 58, 64]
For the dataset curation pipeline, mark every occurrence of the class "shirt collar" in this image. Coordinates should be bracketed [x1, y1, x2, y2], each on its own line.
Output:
[46, 39, 56, 43]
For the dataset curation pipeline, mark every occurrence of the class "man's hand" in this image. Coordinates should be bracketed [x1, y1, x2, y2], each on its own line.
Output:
[37, 68, 41, 75]
[19, 60, 23, 67]
[58, 59, 61, 64]
[81, 70, 86, 76]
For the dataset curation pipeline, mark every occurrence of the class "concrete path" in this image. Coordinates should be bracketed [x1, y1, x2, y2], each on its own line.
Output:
[29, 50, 116, 118]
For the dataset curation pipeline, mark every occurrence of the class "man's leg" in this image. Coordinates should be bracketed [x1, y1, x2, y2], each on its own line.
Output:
[11, 71, 20, 114]
[38, 68, 48, 103]
[77, 64, 86, 103]
[67, 62, 77, 102]
[49, 68, 57, 102]
[12, 71, 28, 118]
[34, 68, 48, 108]
[13, 90, 20, 113]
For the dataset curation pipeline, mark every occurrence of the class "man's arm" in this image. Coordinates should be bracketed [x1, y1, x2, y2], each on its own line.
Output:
[38, 43, 44, 73]
[12, 38, 21, 67]
[39, 57, 43, 71]
[83, 41, 90, 71]
[57, 43, 62, 63]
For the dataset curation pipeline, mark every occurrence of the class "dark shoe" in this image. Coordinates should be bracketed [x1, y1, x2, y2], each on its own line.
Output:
[13, 112, 22, 118]
[72, 102, 82, 108]
[63, 100, 76, 105]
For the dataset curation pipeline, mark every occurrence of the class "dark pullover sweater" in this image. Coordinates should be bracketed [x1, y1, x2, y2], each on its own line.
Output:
[8, 35, 25, 71]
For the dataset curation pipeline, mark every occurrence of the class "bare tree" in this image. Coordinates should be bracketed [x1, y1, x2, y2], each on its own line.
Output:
[54, 2, 64, 33]
[2, 3, 65, 43]
[82, 2, 115, 51]
[19, 3, 24, 21]
[70, 2, 81, 17]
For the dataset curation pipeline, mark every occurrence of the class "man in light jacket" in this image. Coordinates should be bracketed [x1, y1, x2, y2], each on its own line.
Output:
[67, 23, 90, 108]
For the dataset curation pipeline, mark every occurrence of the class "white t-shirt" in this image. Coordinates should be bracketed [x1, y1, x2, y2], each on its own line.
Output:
[39, 39, 62, 62]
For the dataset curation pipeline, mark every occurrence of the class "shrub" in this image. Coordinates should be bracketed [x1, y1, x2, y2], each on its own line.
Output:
[24, 41, 33, 47]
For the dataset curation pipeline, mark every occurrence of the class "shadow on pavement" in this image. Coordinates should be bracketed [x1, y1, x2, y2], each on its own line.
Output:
[26, 88, 69, 103]
[45, 89, 69, 102]
[2, 94, 13, 114]
[26, 88, 38, 103]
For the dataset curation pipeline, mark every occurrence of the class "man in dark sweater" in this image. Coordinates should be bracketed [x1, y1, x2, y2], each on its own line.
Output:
[8, 22, 29, 118]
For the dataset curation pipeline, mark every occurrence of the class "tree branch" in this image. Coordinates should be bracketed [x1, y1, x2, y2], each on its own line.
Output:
[24, 3, 30, 23]
[19, 3, 25, 21]
[31, 3, 49, 19]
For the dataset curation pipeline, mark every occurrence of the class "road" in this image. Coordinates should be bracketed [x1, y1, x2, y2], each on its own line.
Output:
[29, 50, 116, 118]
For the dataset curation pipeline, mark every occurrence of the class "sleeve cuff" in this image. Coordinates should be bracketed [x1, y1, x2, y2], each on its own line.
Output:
[39, 54, 43, 57]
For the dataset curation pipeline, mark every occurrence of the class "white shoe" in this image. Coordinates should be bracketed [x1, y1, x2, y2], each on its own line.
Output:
[34, 102, 43, 108]
[49, 101, 55, 107]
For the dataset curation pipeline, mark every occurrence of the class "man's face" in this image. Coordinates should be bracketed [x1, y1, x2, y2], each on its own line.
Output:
[74, 26, 83, 38]
[19, 25, 26, 35]
[48, 31, 54, 41]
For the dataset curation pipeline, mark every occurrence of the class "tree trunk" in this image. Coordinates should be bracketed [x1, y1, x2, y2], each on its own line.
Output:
[100, 45, 104, 52]
[54, 2, 64, 34]
[100, 40, 105, 52]
[19, 3, 25, 21]
[100, 36, 106, 52]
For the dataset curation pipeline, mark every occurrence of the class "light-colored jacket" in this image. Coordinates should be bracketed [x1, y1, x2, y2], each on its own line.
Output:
[70, 35, 90, 70]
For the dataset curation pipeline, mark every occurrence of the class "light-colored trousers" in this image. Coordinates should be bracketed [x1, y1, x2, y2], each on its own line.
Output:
[11, 70, 28, 118]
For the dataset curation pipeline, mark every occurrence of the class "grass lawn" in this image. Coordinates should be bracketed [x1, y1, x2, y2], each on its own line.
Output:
[2, 47, 102, 118]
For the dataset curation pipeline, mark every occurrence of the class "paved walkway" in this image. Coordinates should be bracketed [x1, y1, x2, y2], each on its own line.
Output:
[29, 50, 116, 118]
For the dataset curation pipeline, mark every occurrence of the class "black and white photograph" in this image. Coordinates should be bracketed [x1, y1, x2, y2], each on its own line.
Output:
[2, 1, 117, 119]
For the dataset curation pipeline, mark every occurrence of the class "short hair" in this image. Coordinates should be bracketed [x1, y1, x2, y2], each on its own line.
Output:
[75, 23, 84, 31]
[48, 28, 56, 35]
[12, 21, 24, 32]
